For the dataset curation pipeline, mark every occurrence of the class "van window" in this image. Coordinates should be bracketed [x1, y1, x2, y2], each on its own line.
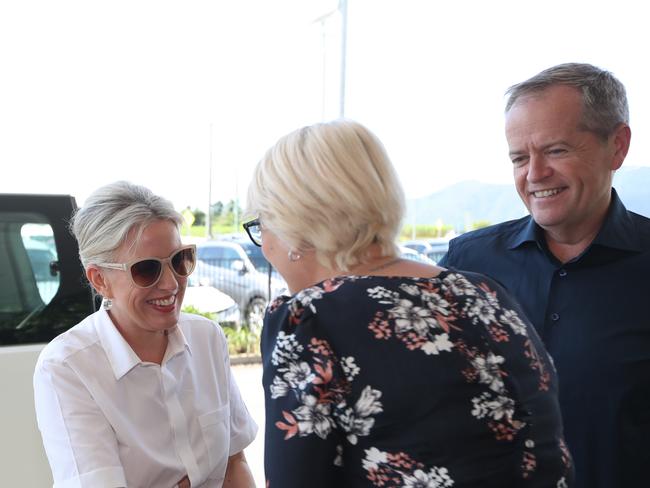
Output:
[0, 214, 60, 342]
[21, 224, 60, 303]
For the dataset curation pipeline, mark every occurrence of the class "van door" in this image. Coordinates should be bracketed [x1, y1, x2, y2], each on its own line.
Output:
[0, 194, 95, 487]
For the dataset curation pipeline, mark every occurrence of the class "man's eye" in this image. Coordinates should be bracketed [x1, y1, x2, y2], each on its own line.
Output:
[548, 148, 567, 155]
[511, 156, 527, 166]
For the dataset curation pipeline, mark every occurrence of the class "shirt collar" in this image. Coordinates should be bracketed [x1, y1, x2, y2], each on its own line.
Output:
[163, 323, 192, 364]
[591, 188, 643, 252]
[506, 188, 641, 252]
[507, 216, 541, 250]
[95, 308, 191, 380]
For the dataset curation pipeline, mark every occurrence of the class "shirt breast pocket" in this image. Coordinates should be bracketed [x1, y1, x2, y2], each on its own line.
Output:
[198, 404, 230, 479]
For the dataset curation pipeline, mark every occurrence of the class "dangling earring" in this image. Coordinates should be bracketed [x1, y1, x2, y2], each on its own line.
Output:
[288, 249, 302, 262]
[102, 297, 113, 310]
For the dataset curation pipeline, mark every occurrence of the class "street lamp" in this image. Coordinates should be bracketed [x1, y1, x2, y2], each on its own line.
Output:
[207, 123, 213, 239]
[313, 0, 349, 119]
[339, 0, 348, 118]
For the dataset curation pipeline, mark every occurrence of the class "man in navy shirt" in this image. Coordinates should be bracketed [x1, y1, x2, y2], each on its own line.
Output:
[439, 63, 650, 488]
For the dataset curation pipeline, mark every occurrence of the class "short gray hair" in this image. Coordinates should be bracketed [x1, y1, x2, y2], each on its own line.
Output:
[505, 62, 629, 140]
[246, 119, 405, 271]
[70, 181, 183, 268]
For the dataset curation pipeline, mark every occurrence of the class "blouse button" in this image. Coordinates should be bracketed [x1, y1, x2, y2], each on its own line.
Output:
[551, 313, 560, 321]
[558, 269, 567, 277]
[525, 439, 535, 449]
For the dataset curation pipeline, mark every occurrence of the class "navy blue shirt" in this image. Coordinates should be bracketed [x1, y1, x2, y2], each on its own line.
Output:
[439, 189, 650, 488]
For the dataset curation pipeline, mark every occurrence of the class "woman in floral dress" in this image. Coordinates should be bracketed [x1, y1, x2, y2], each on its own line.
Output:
[244, 119, 573, 487]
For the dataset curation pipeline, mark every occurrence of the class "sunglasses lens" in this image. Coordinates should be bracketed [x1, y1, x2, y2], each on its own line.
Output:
[130, 259, 162, 287]
[172, 247, 196, 276]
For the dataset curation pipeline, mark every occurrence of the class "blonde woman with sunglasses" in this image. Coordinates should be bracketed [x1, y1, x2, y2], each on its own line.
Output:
[33, 181, 257, 488]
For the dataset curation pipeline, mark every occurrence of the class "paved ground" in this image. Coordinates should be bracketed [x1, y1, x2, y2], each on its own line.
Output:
[232, 363, 265, 486]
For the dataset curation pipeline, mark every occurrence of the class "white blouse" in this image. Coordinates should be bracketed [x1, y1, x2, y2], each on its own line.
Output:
[34, 309, 257, 488]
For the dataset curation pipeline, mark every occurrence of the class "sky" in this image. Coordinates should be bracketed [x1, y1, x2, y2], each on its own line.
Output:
[1, 0, 649, 214]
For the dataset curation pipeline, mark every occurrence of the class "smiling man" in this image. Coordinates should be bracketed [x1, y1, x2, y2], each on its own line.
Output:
[439, 63, 650, 488]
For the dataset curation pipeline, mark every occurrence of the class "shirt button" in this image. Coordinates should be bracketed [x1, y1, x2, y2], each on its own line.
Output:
[551, 313, 560, 321]
[558, 269, 567, 277]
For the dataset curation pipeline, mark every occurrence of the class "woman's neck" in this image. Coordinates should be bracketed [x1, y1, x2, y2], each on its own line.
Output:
[285, 246, 400, 294]
[108, 311, 169, 364]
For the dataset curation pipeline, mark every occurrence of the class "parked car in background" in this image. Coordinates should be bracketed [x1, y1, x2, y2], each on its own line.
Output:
[231, 237, 283, 279]
[183, 282, 241, 327]
[402, 238, 449, 264]
[195, 239, 287, 332]
[399, 245, 437, 265]
[426, 238, 450, 263]
[402, 239, 432, 256]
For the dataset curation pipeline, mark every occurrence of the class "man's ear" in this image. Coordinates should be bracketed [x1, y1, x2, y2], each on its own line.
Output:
[611, 124, 631, 170]
[86, 266, 111, 298]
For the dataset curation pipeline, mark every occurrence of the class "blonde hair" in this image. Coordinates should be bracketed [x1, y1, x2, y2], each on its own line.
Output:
[246, 119, 405, 271]
[70, 181, 183, 268]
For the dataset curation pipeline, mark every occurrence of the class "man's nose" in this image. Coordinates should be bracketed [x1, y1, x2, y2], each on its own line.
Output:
[526, 154, 552, 182]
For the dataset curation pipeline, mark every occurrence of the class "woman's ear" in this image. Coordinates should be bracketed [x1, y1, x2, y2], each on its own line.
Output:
[86, 266, 111, 297]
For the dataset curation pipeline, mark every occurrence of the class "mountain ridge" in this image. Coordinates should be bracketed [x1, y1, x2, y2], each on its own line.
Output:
[406, 166, 649, 230]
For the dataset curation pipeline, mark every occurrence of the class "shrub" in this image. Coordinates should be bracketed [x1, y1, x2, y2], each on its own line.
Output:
[182, 304, 259, 356]
[222, 326, 260, 355]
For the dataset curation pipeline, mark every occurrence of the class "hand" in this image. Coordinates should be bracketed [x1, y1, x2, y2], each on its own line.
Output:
[176, 475, 190, 488]
[223, 451, 256, 487]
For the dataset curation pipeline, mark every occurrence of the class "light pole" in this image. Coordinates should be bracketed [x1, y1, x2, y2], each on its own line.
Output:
[313, 0, 349, 120]
[339, 0, 348, 118]
[207, 123, 213, 239]
[234, 168, 239, 235]
[412, 199, 417, 240]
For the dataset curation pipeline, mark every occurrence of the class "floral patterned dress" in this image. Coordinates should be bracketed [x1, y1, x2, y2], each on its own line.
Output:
[262, 270, 573, 487]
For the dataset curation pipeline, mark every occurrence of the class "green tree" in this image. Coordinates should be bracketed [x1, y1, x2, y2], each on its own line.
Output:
[210, 201, 224, 219]
[218, 199, 242, 226]
[400, 223, 454, 239]
[192, 208, 206, 226]
[468, 220, 491, 231]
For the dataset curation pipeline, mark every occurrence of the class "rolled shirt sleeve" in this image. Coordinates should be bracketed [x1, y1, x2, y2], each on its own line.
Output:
[34, 359, 127, 488]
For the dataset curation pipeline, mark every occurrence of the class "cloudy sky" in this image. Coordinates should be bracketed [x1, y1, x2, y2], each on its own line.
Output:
[2, 0, 649, 212]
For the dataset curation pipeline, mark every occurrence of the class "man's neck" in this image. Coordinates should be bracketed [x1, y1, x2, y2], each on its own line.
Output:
[543, 216, 608, 263]
[542, 191, 613, 263]
[545, 236, 596, 263]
